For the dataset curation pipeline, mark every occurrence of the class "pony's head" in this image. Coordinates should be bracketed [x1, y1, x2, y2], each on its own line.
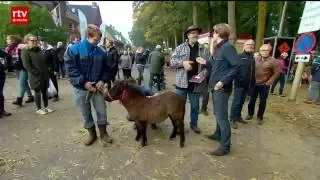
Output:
[104, 79, 143, 102]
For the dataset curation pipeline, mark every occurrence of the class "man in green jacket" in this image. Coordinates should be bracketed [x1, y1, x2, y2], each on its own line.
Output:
[148, 45, 165, 91]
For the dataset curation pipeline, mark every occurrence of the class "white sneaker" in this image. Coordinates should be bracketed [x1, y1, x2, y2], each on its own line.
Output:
[36, 109, 47, 115]
[44, 108, 54, 113]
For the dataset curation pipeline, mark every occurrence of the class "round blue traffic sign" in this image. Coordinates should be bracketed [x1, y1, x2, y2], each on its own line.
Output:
[294, 33, 316, 54]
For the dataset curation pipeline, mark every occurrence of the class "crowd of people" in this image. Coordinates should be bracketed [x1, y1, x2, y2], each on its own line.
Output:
[169, 23, 318, 156]
[1, 23, 319, 157]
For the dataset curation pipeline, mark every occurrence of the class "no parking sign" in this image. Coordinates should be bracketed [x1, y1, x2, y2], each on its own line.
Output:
[294, 32, 317, 54]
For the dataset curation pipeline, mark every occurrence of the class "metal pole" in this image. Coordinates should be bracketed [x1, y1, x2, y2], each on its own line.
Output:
[272, 37, 277, 58]
[289, 61, 305, 101]
[278, 1, 288, 37]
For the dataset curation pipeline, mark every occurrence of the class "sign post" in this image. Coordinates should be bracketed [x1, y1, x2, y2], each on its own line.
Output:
[289, 1, 320, 101]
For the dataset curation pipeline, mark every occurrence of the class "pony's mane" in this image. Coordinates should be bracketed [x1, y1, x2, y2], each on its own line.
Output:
[125, 83, 144, 98]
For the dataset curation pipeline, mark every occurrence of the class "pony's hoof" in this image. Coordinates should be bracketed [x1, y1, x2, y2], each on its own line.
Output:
[135, 136, 141, 141]
[141, 141, 147, 147]
[180, 143, 185, 148]
[169, 135, 176, 140]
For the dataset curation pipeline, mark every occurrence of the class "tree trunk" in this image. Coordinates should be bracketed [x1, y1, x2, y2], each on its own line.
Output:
[207, 1, 213, 32]
[166, 37, 169, 49]
[278, 1, 288, 37]
[174, 32, 177, 48]
[192, 1, 198, 26]
[278, 1, 284, 24]
[182, 31, 185, 43]
[255, 1, 268, 51]
[228, 1, 237, 45]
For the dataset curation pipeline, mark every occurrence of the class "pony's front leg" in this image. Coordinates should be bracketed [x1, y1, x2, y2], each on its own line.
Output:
[135, 122, 142, 141]
[169, 116, 178, 140]
[140, 122, 148, 147]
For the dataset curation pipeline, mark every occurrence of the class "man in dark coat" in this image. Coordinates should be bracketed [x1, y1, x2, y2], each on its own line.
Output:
[55, 42, 66, 79]
[105, 38, 120, 90]
[135, 47, 148, 85]
[40, 39, 59, 101]
[230, 39, 256, 129]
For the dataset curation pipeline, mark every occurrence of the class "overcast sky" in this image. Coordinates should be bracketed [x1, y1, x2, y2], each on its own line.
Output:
[68, 1, 133, 41]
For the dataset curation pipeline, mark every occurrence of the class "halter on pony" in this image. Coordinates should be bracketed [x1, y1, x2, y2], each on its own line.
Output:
[106, 88, 127, 102]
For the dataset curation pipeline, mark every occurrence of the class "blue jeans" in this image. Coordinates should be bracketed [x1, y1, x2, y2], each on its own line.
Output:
[136, 65, 145, 79]
[74, 88, 108, 129]
[16, 70, 32, 98]
[212, 89, 231, 153]
[57, 61, 66, 78]
[201, 91, 210, 110]
[230, 86, 247, 120]
[175, 88, 200, 128]
[307, 81, 320, 102]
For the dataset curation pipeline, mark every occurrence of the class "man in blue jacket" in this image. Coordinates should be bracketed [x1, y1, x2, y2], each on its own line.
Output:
[65, 24, 113, 147]
[197, 23, 240, 156]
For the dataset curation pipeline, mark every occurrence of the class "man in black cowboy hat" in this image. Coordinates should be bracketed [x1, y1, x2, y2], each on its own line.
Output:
[170, 25, 209, 134]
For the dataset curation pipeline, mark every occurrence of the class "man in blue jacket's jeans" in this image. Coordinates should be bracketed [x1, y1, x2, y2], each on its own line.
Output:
[197, 23, 240, 156]
[65, 24, 113, 147]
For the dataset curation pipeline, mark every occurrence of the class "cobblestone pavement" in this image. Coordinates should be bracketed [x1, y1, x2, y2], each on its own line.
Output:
[0, 67, 319, 180]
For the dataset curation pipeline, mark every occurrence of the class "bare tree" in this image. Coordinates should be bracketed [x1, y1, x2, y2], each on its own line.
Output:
[228, 1, 237, 45]
[255, 1, 268, 50]
[192, 1, 198, 26]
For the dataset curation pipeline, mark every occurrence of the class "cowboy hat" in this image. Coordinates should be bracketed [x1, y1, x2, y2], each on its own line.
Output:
[184, 25, 202, 39]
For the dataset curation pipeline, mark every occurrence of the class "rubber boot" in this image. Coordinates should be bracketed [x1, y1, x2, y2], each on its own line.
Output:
[25, 96, 34, 103]
[12, 97, 23, 106]
[98, 125, 113, 146]
[84, 127, 97, 146]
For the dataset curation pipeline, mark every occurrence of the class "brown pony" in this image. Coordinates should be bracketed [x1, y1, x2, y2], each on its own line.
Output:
[104, 80, 186, 147]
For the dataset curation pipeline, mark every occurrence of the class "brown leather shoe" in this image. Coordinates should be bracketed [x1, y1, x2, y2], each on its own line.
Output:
[84, 127, 97, 146]
[209, 148, 229, 156]
[98, 125, 113, 146]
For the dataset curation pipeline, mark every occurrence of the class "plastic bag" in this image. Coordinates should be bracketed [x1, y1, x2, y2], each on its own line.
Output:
[48, 79, 57, 97]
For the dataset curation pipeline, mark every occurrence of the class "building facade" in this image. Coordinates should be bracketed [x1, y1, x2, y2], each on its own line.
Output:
[28, 1, 80, 35]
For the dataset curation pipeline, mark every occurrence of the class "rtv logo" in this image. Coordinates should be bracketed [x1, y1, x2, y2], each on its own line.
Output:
[11, 6, 29, 25]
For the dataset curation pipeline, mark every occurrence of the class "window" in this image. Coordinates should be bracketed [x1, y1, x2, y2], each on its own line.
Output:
[68, 23, 75, 31]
